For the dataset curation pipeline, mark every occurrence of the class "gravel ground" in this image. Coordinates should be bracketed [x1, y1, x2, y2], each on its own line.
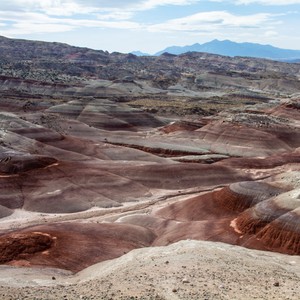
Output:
[1, 240, 300, 300]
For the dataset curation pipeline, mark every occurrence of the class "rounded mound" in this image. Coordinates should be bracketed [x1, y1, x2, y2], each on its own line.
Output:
[155, 181, 283, 222]
[255, 207, 300, 254]
[227, 181, 283, 210]
[0, 222, 156, 272]
[236, 188, 300, 236]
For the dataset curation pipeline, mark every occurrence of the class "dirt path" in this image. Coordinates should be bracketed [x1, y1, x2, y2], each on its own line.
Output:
[0, 185, 226, 232]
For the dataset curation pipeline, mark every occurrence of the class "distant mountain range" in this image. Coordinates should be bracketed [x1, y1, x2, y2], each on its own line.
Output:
[132, 40, 300, 61]
[130, 50, 151, 56]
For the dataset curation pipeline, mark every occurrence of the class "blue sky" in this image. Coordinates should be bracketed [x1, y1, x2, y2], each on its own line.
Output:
[0, 0, 299, 54]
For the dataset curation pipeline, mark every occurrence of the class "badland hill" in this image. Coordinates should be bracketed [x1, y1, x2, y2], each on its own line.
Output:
[0, 36, 300, 299]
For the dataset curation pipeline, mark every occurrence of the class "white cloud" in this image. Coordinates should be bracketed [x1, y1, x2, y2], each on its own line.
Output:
[74, 0, 140, 9]
[96, 11, 134, 21]
[0, 0, 202, 36]
[92, 0, 200, 20]
[148, 11, 274, 32]
[0, 0, 201, 16]
[136, 0, 199, 10]
[236, 0, 300, 5]
[67, 19, 140, 30]
[0, 10, 140, 37]
[0, 11, 56, 23]
[4, 23, 76, 35]
[0, 0, 296, 52]
[0, 0, 203, 24]
[0, 0, 97, 16]
[264, 30, 278, 37]
[38, 2, 94, 16]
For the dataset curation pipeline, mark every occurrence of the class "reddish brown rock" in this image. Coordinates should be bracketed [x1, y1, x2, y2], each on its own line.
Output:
[216, 150, 300, 170]
[155, 181, 283, 221]
[255, 208, 300, 254]
[235, 189, 300, 235]
[0, 154, 57, 175]
[270, 100, 300, 121]
[0, 223, 156, 272]
[0, 232, 53, 264]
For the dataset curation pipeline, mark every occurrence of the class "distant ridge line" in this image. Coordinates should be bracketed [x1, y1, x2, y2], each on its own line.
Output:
[151, 39, 300, 62]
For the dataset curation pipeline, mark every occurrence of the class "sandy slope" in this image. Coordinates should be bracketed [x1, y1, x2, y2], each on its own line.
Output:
[0, 240, 300, 300]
